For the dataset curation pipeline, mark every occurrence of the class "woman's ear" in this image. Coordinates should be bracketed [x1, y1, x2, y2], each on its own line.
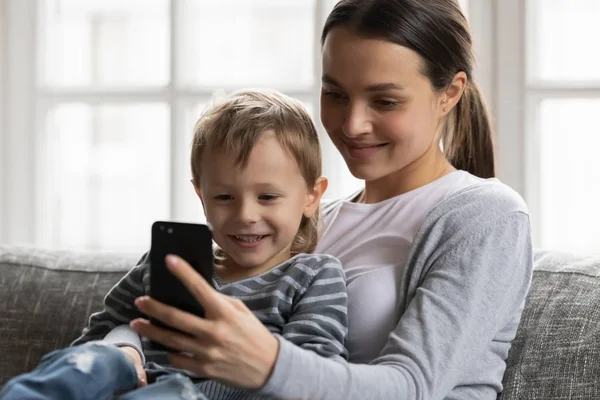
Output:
[440, 71, 467, 115]
[303, 177, 328, 218]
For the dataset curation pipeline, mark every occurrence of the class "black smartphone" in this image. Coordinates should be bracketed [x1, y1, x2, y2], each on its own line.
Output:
[149, 221, 214, 351]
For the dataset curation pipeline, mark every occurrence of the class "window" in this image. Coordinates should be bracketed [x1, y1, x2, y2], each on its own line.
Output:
[37, 0, 173, 252]
[1, 0, 472, 252]
[1, 0, 363, 252]
[525, 0, 600, 253]
[492, 0, 600, 254]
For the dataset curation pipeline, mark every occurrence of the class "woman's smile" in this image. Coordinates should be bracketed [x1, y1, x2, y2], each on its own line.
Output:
[343, 141, 390, 160]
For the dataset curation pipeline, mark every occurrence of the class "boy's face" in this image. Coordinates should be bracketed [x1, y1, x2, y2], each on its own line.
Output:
[196, 130, 325, 277]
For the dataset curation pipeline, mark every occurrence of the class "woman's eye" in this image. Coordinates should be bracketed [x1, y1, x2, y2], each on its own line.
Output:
[323, 90, 346, 102]
[375, 99, 400, 108]
[214, 194, 232, 201]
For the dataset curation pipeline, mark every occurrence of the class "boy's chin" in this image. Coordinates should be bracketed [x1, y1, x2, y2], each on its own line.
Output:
[227, 253, 269, 270]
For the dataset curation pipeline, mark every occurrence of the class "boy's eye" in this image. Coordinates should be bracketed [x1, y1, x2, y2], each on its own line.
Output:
[259, 194, 279, 201]
[214, 194, 232, 201]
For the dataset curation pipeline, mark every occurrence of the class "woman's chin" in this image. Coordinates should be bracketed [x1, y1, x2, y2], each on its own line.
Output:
[345, 162, 388, 182]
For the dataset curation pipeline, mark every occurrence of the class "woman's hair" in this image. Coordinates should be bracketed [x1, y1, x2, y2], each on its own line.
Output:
[322, 0, 495, 178]
[191, 89, 323, 254]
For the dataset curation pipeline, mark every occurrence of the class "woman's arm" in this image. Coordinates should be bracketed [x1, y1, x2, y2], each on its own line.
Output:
[259, 211, 533, 400]
[132, 197, 533, 399]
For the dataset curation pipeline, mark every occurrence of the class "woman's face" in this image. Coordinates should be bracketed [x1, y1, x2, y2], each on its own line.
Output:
[320, 27, 445, 183]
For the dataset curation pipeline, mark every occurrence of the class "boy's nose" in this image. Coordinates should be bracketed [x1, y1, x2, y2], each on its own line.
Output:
[237, 201, 259, 224]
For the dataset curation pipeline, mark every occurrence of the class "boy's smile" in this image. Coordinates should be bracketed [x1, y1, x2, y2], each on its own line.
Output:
[196, 130, 315, 281]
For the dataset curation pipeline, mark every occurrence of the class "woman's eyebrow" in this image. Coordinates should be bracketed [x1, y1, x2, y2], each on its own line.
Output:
[322, 74, 342, 87]
[365, 82, 406, 92]
[322, 74, 405, 92]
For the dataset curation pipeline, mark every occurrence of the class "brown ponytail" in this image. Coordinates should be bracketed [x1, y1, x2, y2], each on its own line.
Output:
[443, 83, 495, 178]
[323, 0, 495, 178]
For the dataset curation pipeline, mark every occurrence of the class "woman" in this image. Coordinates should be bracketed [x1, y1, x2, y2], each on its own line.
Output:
[132, 0, 533, 399]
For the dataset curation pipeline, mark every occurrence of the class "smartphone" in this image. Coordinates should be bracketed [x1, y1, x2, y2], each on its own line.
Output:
[149, 221, 214, 351]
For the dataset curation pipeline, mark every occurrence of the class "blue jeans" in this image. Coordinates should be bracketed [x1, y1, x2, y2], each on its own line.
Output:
[0, 343, 207, 400]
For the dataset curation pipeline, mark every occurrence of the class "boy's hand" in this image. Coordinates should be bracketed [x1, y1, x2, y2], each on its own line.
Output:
[119, 345, 147, 387]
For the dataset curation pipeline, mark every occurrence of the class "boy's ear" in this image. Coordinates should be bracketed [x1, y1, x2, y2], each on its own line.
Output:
[304, 176, 328, 218]
[192, 180, 207, 214]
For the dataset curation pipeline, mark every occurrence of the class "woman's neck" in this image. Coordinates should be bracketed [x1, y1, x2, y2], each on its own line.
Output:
[359, 148, 456, 204]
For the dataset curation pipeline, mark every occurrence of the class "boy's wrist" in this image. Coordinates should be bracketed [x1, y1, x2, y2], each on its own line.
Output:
[118, 345, 143, 365]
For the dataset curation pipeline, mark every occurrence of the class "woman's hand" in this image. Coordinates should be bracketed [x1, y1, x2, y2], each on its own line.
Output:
[130, 255, 280, 389]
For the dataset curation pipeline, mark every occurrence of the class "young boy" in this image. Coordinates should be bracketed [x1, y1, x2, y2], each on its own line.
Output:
[1, 90, 348, 400]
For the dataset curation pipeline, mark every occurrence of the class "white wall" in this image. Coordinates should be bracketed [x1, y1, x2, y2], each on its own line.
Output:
[1, 0, 36, 244]
[0, 0, 5, 243]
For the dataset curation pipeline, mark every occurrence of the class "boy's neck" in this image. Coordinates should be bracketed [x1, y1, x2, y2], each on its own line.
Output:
[216, 250, 293, 283]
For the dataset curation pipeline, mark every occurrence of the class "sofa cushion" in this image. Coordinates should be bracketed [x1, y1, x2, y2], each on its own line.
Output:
[2, 245, 599, 397]
[0, 245, 139, 385]
[501, 250, 600, 399]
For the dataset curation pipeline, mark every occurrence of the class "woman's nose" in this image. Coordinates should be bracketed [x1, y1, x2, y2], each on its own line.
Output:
[341, 104, 371, 138]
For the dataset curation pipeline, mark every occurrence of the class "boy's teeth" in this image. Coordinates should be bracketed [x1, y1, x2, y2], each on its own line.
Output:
[235, 235, 264, 242]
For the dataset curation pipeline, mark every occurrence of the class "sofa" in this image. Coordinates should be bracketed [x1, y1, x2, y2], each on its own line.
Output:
[1, 244, 599, 399]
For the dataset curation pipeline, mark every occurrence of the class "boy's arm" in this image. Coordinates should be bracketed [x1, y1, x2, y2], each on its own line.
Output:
[103, 325, 144, 358]
[281, 256, 348, 361]
[71, 252, 150, 360]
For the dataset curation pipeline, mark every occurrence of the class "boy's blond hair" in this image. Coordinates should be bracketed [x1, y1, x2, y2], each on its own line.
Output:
[191, 89, 322, 255]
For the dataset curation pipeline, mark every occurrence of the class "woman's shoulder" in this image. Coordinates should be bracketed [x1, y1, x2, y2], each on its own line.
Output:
[320, 191, 358, 218]
[437, 178, 529, 219]
[415, 178, 531, 250]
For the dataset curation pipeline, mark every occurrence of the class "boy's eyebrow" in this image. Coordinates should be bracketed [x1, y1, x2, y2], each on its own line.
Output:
[322, 74, 406, 92]
[255, 182, 283, 191]
[206, 182, 283, 191]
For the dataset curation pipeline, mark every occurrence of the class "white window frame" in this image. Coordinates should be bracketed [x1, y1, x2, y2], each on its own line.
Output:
[494, 0, 600, 247]
[0, 0, 338, 248]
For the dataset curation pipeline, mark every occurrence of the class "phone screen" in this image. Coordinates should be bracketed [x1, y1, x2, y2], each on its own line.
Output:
[148, 221, 214, 350]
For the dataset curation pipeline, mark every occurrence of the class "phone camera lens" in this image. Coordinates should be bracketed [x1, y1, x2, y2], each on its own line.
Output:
[168, 228, 173, 234]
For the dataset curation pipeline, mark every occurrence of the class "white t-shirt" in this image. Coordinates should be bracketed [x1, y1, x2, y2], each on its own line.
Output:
[315, 170, 486, 363]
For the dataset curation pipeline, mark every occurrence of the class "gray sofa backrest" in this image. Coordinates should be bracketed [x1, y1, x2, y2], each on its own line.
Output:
[500, 250, 600, 399]
[0, 246, 138, 385]
[1, 246, 599, 399]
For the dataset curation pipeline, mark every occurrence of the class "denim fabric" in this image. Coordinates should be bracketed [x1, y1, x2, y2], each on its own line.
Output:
[120, 374, 208, 400]
[0, 343, 207, 400]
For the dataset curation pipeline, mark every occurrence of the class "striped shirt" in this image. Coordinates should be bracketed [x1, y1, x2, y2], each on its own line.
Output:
[73, 252, 348, 398]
